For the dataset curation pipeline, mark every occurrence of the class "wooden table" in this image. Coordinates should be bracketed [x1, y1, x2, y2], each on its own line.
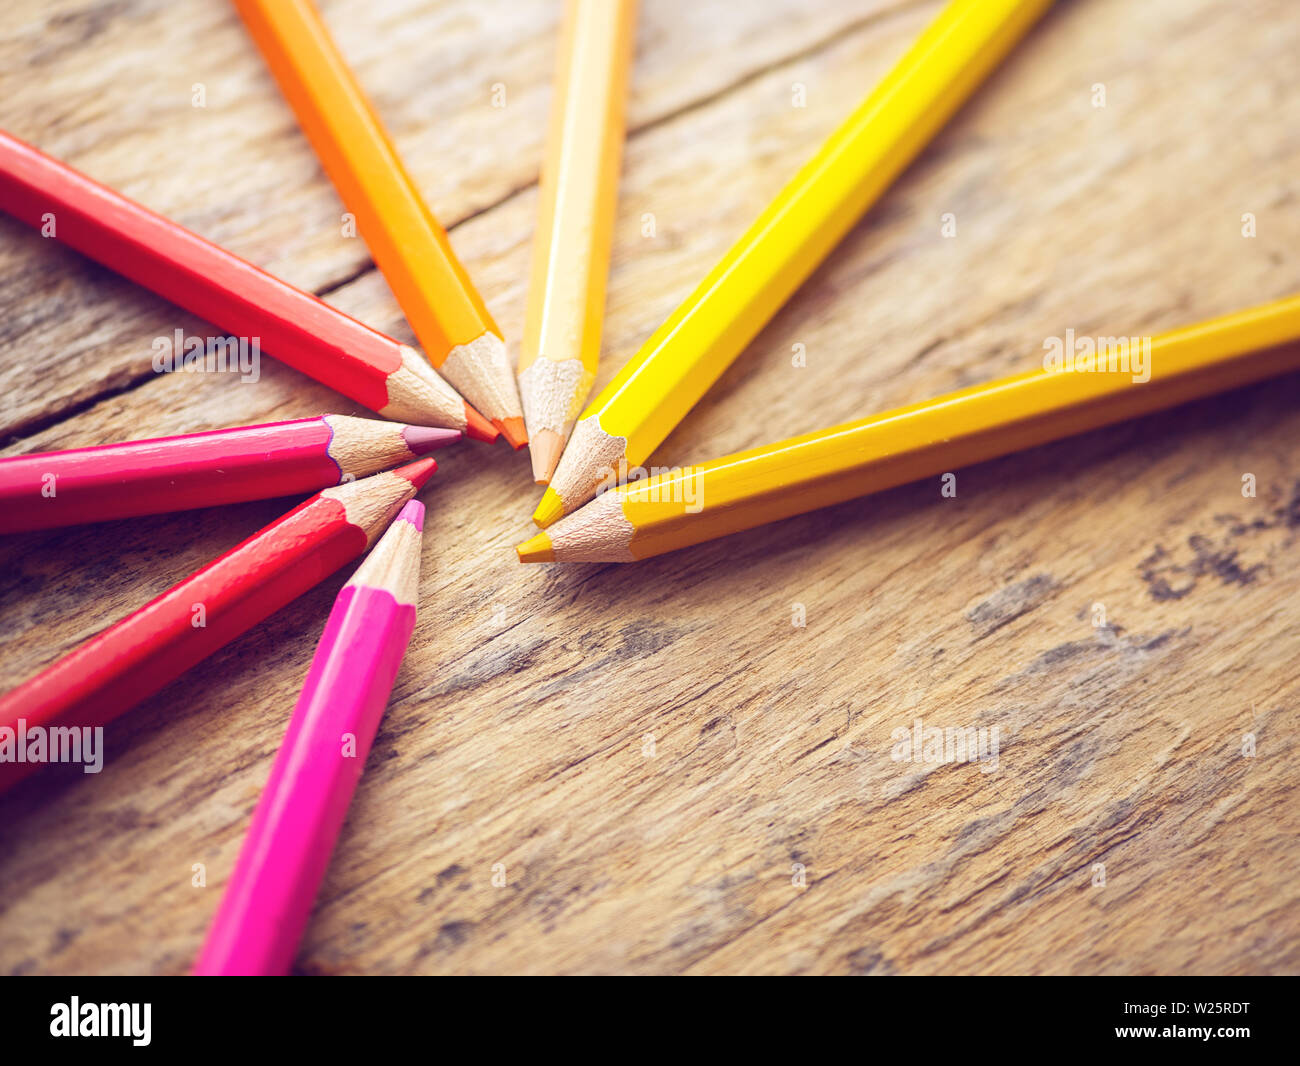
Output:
[1, 0, 1297, 976]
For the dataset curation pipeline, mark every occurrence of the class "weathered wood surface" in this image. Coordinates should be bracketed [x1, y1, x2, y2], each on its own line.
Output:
[1, 0, 1298, 975]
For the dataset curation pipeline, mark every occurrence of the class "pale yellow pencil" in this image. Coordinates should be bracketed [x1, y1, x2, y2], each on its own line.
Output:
[534, 0, 1053, 527]
[518, 0, 638, 483]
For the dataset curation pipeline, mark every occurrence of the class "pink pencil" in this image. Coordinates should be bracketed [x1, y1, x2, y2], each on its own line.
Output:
[194, 500, 425, 976]
[0, 415, 457, 534]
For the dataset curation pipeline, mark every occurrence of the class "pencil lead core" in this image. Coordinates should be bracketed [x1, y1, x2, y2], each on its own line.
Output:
[395, 500, 425, 530]
[532, 486, 565, 529]
[496, 416, 529, 450]
[463, 404, 500, 443]
[392, 457, 438, 490]
[516, 531, 554, 564]
[402, 426, 461, 455]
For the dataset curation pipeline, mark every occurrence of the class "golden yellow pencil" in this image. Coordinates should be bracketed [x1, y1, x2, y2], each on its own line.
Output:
[233, 0, 528, 448]
[534, 0, 1054, 526]
[519, 293, 1300, 563]
[519, 0, 637, 484]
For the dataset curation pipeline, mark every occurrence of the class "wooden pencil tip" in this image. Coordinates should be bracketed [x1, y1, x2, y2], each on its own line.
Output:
[516, 530, 554, 563]
[349, 498, 426, 598]
[392, 457, 438, 491]
[464, 404, 500, 443]
[496, 416, 529, 450]
[529, 428, 565, 484]
[402, 426, 461, 455]
[532, 486, 565, 529]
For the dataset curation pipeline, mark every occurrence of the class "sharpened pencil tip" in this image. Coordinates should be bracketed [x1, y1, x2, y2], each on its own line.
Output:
[463, 404, 500, 443]
[529, 428, 565, 484]
[392, 457, 438, 490]
[516, 531, 554, 563]
[402, 425, 461, 455]
[396, 500, 425, 530]
[532, 486, 565, 529]
[496, 416, 528, 450]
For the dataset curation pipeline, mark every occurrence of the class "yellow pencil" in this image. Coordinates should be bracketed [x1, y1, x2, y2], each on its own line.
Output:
[519, 0, 638, 484]
[233, 0, 528, 448]
[518, 293, 1300, 563]
[533, 0, 1054, 526]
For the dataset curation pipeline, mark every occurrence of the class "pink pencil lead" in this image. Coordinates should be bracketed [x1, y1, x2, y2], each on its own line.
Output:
[396, 500, 425, 530]
[401, 425, 461, 455]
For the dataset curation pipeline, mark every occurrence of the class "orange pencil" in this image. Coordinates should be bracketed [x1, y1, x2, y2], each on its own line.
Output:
[232, 0, 527, 448]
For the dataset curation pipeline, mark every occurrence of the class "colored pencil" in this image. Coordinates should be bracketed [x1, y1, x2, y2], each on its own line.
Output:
[194, 500, 425, 976]
[0, 130, 496, 441]
[0, 415, 456, 534]
[0, 460, 435, 793]
[232, 0, 528, 449]
[534, 0, 1053, 527]
[518, 0, 637, 484]
[519, 293, 1300, 563]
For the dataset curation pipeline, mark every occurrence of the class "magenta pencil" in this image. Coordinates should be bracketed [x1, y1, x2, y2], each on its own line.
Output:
[193, 500, 425, 976]
[0, 415, 457, 534]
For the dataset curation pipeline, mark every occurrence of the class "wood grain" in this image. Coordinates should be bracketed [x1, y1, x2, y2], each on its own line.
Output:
[1, 0, 1297, 975]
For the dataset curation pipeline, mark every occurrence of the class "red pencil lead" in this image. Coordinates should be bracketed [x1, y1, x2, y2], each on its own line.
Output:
[392, 457, 437, 491]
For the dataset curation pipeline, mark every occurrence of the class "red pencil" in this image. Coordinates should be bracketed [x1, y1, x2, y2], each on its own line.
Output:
[0, 460, 435, 793]
[0, 129, 497, 440]
[0, 414, 456, 533]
